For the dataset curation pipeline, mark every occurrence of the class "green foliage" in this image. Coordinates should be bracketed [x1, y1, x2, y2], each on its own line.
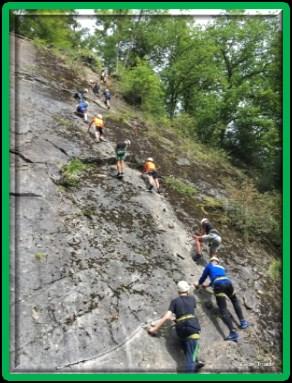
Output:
[171, 114, 198, 139]
[119, 61, 166, 115]
[226, 180, 281, 244]
[60, 159, 89, 188]
[267, 259, 282, 281]
[34, 252, 47, 262]
[164, 176, 198, 198]
[13, 10, 79, 49]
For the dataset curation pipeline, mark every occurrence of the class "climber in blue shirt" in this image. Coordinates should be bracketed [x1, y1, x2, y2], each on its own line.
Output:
[195, 256, 249, 342]
[75, 100, 89, 123]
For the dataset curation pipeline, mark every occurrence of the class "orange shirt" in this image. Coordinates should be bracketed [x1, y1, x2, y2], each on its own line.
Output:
[91, 117, 104, 128]
[144, 161, 156, 172]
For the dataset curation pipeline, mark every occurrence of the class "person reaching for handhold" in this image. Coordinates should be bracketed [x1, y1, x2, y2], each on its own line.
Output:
[148, 281, 204, 373]
[143, 157, 161, 193]
[73, 88, 88, 102]
[88, 113, 106, 142]
[193, 218, 222, 261]
[195, 256, 249, 342]
[93, 82, 100, 97]
[75, 100, 89, 123]
[103, 88, 111, 109]
[115, 140, 131, 177]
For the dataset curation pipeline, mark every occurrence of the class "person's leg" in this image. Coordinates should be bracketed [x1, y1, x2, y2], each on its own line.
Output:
[116, 160, 121, 175]
[148, 175, 155, 190]
[95, 127, 100, 142]
[154, 177, 160, 191]
[226, 283, 245, 322]
[181, 339, 198, 373]
[83, 112, 88, 123]
[209, 237, 221, 256]
[99, 128, 105, 141]
[215, 284, 239, 341]
[195, 238, 202, 255]
[215, 292, 235, 332]
[121, 160, 125, 174]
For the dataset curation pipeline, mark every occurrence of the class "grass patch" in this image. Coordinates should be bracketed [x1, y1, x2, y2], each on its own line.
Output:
[53, 115, 73, 129]
[267, 259, 281, 281]
[164, 176, 198, 198]
[81, 206, 97, 219]
[34, 252, 47, 262]
[60, 159, 90, 188]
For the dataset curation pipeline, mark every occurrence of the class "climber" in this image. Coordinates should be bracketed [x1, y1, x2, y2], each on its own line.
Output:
[75, 100, 89, 123]
[148, 281, 204, 373]
[100, 68, 108, 85]
[103, 88, 112, 110]
[192, 218, 222, 261]
[143, 157, 160, 193]
[88, 113, 106, 142]
[195, 256, 249, 342]
[115, 140, 131, 177]
[73, 88, 88, 102]
[92, 81, 100, 97]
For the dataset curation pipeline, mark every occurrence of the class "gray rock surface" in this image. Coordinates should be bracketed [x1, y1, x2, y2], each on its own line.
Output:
[9, 35, 281, 373]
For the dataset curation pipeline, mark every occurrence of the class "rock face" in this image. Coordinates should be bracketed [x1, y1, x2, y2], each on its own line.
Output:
[9, 35, 281, 373]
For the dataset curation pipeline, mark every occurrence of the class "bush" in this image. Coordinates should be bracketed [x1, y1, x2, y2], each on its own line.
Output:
[171, 113, 198, 139]
[226, 180, 281, 244]
[164, 176, 198, 198]
[267, 259, 281, 281]
[119, 60, 166, 116]
[60, 159, 90, 188]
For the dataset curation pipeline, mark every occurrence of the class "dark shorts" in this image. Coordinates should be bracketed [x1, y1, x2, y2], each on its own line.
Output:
[116, 151, 126, 161]
[148, 171, 158, 179]
[96, 127, 103, 135]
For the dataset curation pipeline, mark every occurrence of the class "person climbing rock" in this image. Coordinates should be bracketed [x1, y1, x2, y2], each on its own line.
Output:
[93, 82, 100, 97]
[148, 281, 204, 373]
[143, 157, 161, 193]
[73, 88, 88, 102]
[115, 140, 131, 177]
[100, 68, 108, 85]
[193, 218, 222, 261]
[195, 256, 249, 342]
[75, 100, 89, 123]
[88, 113, 106, 142]
[103, 88, 111, 110]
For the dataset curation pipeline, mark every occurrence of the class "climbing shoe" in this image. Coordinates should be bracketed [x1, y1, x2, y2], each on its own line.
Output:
[194, 360, 205, 372]
[157, 189, 161, 194]
[224, 331, 239, 342]
[193, 253, 202, 262]
[239, 320, 249, 329]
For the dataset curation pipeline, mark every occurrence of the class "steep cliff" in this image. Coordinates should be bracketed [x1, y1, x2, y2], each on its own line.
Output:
[10, 35, 281, 373]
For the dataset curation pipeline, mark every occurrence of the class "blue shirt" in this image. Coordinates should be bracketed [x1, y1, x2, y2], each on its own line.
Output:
[198, 262, 229, 286]
[78, 102, 88, 113]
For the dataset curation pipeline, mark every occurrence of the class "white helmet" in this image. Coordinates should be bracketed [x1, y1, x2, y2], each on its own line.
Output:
[177, 281, 191, 293]
[210, 256, 219, 263]
[147, 157, 154, 162]
[124, 139, 131, 146]
[97, 114, 103, 119]
[201, 218, 209, 225]
[83, 88, 89, 93]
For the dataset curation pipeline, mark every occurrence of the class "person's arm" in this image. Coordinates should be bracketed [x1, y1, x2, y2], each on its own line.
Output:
[193, 234, 203, 242]
[147, 311, 173, 335]
[88, 120, 93, 132]
[198, 264, 210, 286]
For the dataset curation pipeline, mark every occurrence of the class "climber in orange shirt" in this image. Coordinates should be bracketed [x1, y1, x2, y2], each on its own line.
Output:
[143, 157, 160, 193]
